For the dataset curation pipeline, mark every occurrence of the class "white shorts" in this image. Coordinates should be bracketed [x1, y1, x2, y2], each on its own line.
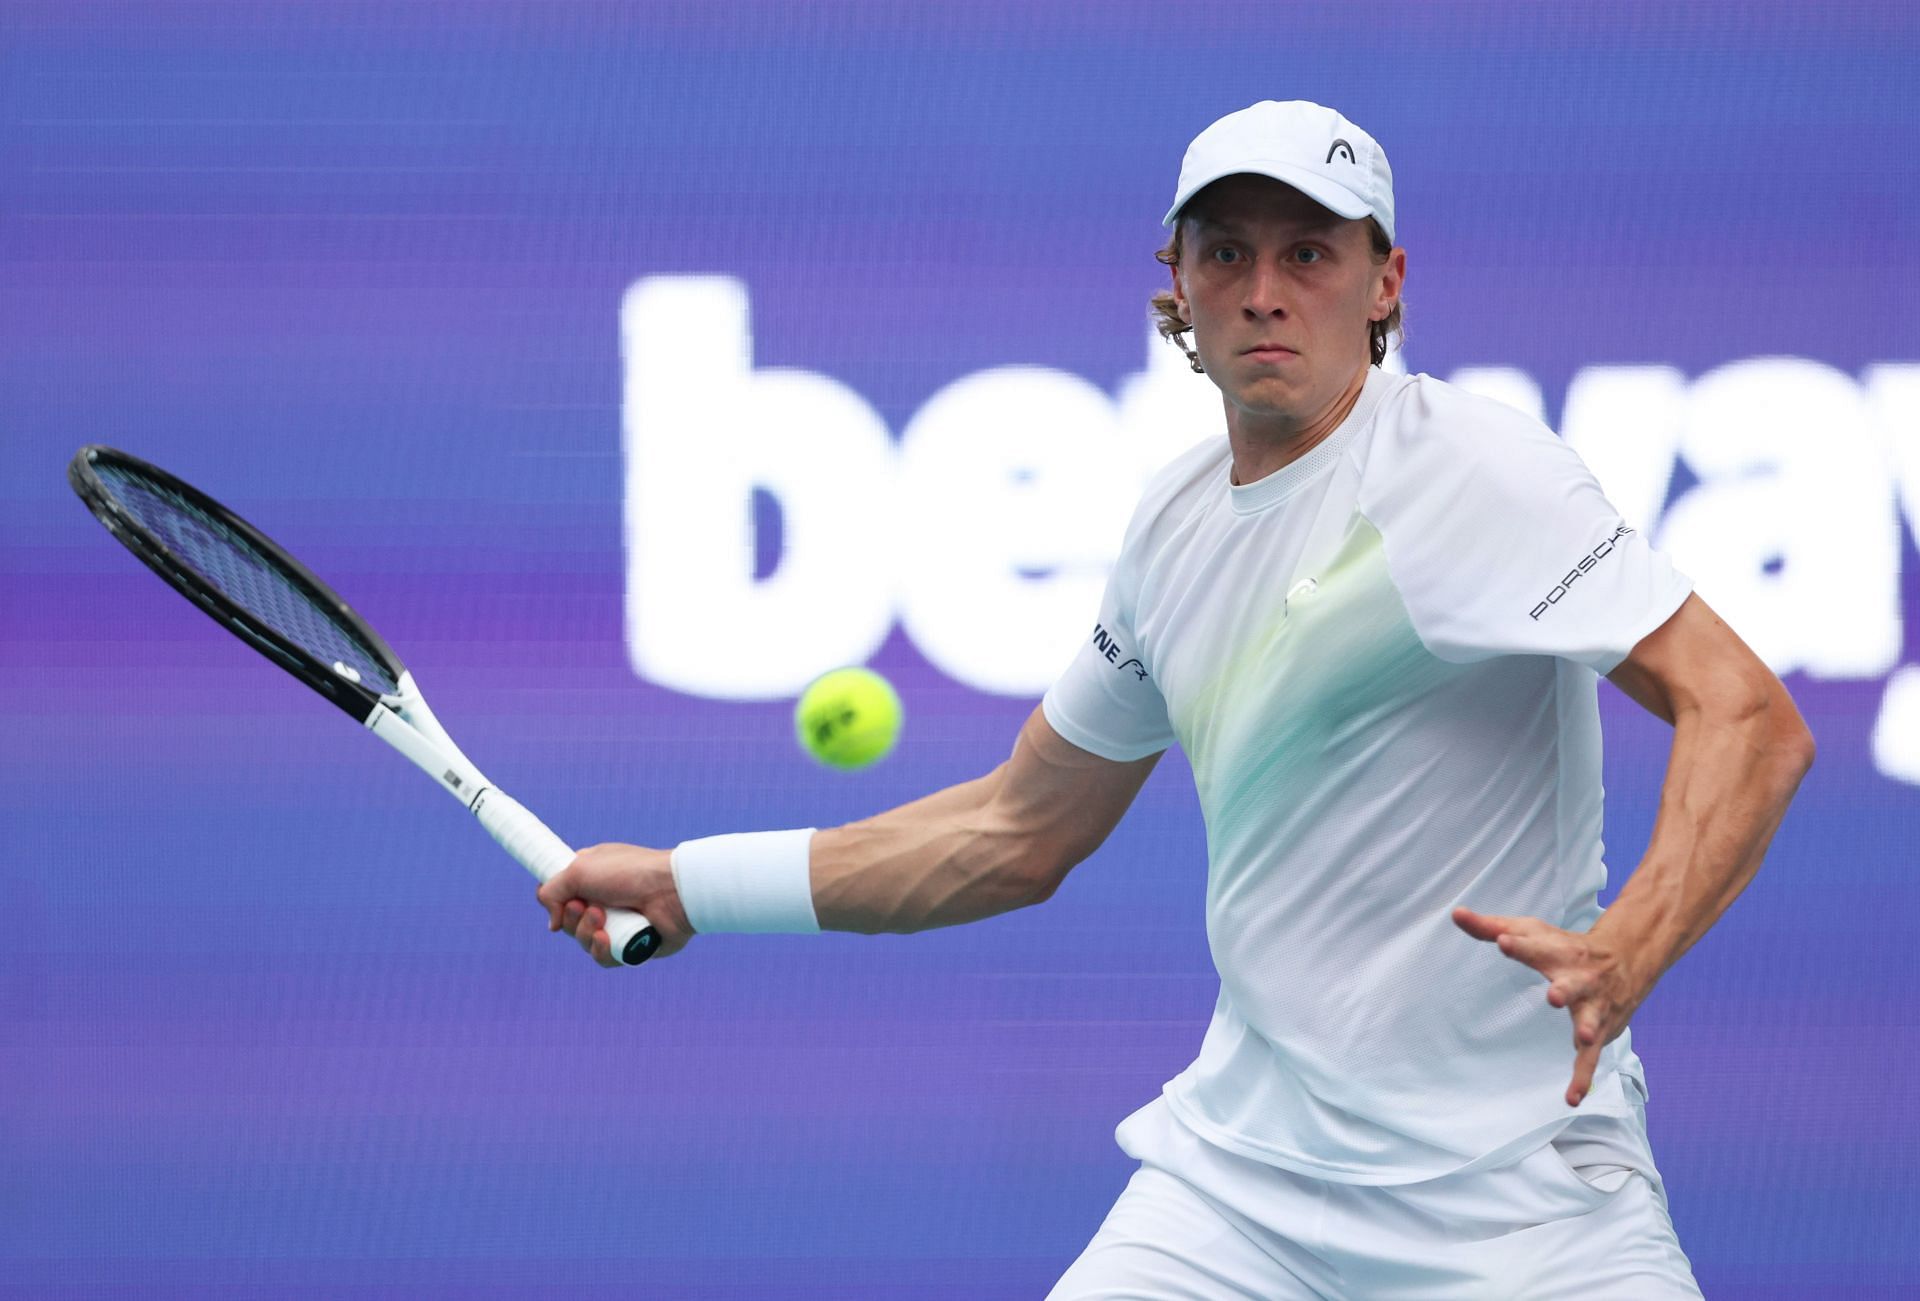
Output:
[1049, 1082, 1701, 1300]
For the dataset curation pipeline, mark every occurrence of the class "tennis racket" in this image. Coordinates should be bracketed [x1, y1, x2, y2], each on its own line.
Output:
[68, 444, 661, 966]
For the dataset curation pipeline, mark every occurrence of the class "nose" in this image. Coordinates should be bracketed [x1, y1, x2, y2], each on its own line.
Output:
[1241, 257, 1290, 319]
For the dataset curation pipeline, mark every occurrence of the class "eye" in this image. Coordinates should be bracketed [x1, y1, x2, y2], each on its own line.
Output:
[1295, 246, 1324, 264]
[1211, 245, 1241, 264]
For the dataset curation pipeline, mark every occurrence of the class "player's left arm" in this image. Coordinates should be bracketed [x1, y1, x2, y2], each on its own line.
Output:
[1454, 591, 1816, 1106]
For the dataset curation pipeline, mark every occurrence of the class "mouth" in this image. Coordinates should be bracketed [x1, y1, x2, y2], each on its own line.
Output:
[1241, 344, 1298, 360]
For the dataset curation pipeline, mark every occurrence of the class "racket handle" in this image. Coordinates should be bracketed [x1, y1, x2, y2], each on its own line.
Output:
[472, 787, 661, 966]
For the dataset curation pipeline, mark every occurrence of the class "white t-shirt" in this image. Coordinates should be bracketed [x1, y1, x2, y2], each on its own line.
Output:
[1042, 365, 1693, 1186]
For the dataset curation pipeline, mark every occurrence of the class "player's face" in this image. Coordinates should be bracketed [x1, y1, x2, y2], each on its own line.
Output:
[1170, 174, 1403, 421]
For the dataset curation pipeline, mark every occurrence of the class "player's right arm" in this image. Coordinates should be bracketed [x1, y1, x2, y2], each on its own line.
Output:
[547, 458, 1188, 965]
[536, 705, 1162, 963]
[810, 703, 1162, 933]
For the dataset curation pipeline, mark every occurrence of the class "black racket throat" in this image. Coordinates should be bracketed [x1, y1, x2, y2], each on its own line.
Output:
[67, 445, 405, 723]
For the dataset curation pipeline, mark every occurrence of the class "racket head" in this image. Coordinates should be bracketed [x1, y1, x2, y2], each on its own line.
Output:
[68, 445, 407, 721]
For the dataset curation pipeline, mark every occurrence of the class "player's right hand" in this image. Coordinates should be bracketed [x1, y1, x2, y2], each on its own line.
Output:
[537, 842, 695, 966]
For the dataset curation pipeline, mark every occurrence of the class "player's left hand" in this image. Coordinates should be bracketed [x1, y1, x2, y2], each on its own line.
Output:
[1451, 906, 1651, 1108]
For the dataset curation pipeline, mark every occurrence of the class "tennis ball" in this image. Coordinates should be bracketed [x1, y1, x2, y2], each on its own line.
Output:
[795, 667, 903, 770]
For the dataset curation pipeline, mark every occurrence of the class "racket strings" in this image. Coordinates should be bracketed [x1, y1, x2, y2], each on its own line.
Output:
[97, 464, 400, 694]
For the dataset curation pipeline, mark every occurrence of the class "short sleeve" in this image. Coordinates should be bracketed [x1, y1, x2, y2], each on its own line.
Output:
[1368, 383, 1693, 676]
[1041, 539, 1177, 763]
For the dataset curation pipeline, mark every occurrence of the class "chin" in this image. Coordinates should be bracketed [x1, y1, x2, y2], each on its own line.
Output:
[1231, 375, 1302, 408]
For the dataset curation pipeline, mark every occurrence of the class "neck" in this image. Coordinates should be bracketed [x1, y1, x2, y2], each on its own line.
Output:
[1226, 364, 1370, 487]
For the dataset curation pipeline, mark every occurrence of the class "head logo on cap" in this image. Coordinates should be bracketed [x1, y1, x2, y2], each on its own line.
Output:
[1326, 139, 1356, 165]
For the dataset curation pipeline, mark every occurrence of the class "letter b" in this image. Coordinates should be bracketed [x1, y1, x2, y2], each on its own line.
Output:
[622, 278, 895, 698]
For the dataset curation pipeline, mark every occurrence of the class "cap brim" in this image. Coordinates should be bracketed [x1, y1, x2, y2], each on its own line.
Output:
[1162, 159, 1372, 228]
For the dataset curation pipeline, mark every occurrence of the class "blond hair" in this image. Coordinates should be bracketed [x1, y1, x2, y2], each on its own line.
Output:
[1149, 213, 1404, 370]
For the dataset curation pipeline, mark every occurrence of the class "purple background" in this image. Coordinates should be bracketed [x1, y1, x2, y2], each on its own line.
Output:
[3, 2, 1917, 1296]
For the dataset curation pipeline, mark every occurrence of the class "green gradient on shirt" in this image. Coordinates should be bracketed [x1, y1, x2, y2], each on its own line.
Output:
[1183, 512, 1455, 864]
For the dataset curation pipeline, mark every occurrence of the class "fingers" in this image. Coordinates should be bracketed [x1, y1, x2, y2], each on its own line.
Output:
[1574, 1002, 1606, 1047]
[573, 901, 607, 963]
[537, 849, 604, 934]
[562, 900, 621, 968]
[1450, 906, 1520, 941]
[538, 881, 568, 931]
[536, 856, 587, 931]
[1567, 1038, 1601, 1107]
[571, 903, 604, 951]
[1461, 910, 1633, 1109]
[1495, 927, 1565, 976]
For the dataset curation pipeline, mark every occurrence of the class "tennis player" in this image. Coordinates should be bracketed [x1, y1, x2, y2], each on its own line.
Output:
[540, 99, 1814, 1296]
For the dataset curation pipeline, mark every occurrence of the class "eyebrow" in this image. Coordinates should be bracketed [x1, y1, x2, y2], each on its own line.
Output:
[1192, 214, 1341, 237]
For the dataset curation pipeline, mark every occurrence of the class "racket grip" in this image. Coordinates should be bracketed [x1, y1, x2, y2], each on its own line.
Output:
[472, 787, 661, 966]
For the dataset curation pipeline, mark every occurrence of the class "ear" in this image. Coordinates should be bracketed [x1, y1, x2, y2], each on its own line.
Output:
[1370, 246, 1407, 322]
[1169, 259, 1192, 324]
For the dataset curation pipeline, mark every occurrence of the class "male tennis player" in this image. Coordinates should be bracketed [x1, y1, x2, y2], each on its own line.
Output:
[541, 100, 1813, 1296]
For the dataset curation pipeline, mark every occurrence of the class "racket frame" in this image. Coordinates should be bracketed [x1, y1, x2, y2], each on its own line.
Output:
[68, 444, 659, 965]
[68, 445, 401, 724]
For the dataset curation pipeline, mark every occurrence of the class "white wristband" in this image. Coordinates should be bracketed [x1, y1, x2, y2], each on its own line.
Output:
[669, 828, 820, 934]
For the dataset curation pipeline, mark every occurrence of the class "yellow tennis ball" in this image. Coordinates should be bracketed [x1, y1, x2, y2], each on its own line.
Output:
[795, 667, 903, 770]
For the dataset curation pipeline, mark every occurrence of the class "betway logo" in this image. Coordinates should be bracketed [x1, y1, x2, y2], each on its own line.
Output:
[621, 276, 1920, 787]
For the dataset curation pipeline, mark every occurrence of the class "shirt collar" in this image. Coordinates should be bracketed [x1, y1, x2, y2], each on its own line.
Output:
[1226, 366, 1391, 516]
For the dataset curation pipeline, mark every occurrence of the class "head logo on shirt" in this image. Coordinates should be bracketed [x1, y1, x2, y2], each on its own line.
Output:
[1091, 623, 1152, 682]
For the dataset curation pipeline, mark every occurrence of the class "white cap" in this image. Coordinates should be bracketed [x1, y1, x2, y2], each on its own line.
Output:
[1163, 100, 1395, 245]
